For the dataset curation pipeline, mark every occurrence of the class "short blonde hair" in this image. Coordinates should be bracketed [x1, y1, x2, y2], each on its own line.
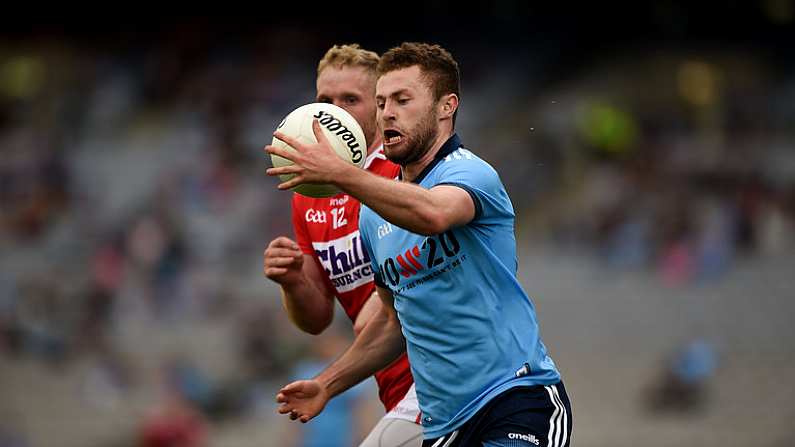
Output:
[317, 44, 379, 76]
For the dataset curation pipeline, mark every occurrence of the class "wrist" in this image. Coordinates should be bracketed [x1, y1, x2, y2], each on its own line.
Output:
[314, 373, 335, 399]
[333, 162, 361, 190]
[279, 270, 306, 290]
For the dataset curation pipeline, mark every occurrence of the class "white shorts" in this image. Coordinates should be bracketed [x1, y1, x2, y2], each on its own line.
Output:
[384, 383, 421, 423]
[359, 383, 423, 447]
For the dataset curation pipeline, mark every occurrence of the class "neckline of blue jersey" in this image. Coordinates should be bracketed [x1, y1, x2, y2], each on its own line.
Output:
[398, 133, 462, 184]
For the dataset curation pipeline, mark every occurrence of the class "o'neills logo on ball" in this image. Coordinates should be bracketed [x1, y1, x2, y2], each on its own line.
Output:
[314, 110, 363, 164]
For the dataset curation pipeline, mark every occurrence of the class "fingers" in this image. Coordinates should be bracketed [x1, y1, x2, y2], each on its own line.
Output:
[264, 239, 302, 279]
[266, 257, 298, 268]
[265, 250, 302, 264]
[278, 177, 306, 191]
[266, 144, 298, 162]
[264, 267, 288, 277]
[311, 119, 332, 147]
[280, 381, 306, 395]
[276, 402, 300, 420]
[266, 241, 302, 260]
[272, 131, 303, 152]
[266, 257, 299, 267]
[264, 254, 302, 278]
[268, 237, 300, 250]
[262, 156, 306, 189]
[266, 165, 302, 176]
[275, 381, 319, 424]
[266, 246, 302, 259]
[276, 405, 312, 423]
[275, 383, 304, 416]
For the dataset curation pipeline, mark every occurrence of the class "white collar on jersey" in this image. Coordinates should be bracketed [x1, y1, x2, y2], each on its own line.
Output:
[363, 144, 387, 170]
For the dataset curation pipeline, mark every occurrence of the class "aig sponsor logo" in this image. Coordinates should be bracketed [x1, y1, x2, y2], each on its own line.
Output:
[312, 230, 372, 293]
[305, 209, 327, 224]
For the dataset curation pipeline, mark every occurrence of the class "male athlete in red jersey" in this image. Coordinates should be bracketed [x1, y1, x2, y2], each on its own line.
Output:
[263, 44, 421, 447]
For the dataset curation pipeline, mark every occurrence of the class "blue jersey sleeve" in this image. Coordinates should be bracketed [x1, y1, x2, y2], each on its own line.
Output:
[433, 149, 514, 222]
[358, 209, 387, 289]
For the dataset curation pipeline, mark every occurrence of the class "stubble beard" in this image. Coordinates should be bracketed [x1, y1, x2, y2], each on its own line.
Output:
[385, 107, 439, 167]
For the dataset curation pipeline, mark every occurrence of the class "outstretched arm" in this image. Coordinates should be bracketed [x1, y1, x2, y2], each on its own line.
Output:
[276, 286, 405, 422]
[266, 120, 474, 236]
[352, 290, 381, 337]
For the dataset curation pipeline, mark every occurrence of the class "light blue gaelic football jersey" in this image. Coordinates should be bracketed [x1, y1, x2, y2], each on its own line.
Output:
[359, 134, 561, 439]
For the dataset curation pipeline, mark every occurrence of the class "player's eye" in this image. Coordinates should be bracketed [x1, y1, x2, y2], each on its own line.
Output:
[398, 98, 409, 105]
[376, 101, 385, 109]
[345, 96, 358, 105]
[317, 97, 332, 104]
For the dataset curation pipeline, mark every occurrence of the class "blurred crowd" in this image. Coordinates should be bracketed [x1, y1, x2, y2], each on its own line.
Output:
[509, 53, 795, 285]
[0, 28, 323, 446]
[1, 16, 794, 447]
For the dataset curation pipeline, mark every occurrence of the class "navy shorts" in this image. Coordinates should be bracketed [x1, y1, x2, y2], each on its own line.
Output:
[422, 382, 572, 447]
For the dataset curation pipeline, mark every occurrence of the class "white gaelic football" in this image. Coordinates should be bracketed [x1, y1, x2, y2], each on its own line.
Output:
[270, 103, 367, 198]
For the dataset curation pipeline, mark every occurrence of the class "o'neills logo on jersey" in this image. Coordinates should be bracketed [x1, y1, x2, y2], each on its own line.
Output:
[312, 230, 372, 293]
[329, 195, 349, 207]
[508, 433, 540, 445]
[314, 110, 363, 164]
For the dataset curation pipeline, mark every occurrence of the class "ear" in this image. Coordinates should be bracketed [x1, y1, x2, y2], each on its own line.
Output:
[438, 93, 459, 120]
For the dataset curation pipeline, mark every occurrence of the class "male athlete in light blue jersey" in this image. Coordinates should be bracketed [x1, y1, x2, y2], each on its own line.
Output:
[268, 42, 573, 446]
[358, 133, 562, 438]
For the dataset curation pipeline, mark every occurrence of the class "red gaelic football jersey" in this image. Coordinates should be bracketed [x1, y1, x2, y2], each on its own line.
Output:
[291, 145, 413, 411]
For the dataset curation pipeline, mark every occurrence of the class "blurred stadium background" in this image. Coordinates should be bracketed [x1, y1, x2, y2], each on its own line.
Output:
[1, 3, 794, 446]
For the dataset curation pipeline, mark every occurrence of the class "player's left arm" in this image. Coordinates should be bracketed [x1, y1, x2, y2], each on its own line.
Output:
[352, 290, 381, 337]
[276, 285, 405, 423]
[337, 177, 475, 236]
[265, 121, 474, 235]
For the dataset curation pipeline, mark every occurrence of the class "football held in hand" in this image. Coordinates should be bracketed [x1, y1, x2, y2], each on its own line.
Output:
[269, 103, 367, 197]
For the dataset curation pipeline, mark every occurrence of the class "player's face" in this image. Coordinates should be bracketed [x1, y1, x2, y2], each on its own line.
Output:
[316, 66, 378, 150]
[376, 65, 439, 166]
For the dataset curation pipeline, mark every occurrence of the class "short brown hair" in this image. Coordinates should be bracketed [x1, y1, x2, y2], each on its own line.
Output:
[377, 42, 460, 104]
[317, 44, 379, 76]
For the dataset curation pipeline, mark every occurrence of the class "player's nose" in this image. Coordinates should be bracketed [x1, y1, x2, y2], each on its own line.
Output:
[381, 101, 397, 120]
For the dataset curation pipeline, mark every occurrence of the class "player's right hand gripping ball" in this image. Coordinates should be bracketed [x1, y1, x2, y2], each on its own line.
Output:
[270, 103, 367, 198]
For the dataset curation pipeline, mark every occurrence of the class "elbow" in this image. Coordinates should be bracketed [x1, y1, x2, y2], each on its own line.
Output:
[293, 313, 333, 336]
[304, 323, 328, 336]
[415, 210, 449, 236]
[301, 320, 331, 336]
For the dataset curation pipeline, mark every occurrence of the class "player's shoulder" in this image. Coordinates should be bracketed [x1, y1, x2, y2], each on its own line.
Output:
[441, 146, 490, 166]
[434, 146, 500, 180]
